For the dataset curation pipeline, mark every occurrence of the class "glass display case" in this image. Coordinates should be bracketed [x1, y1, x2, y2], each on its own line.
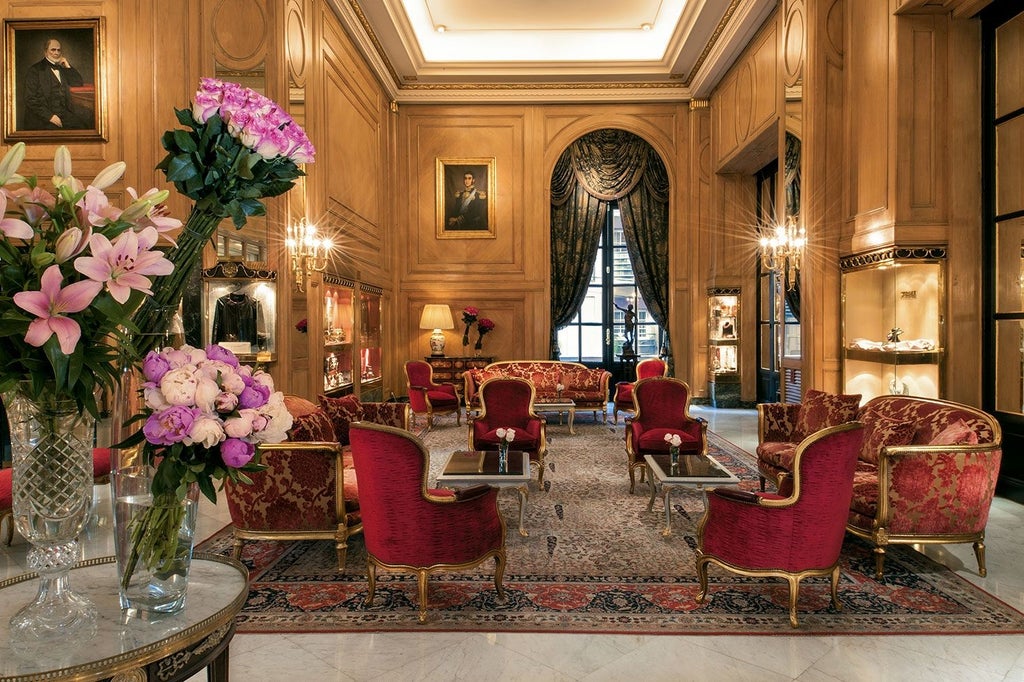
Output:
[358, 285, 383, 400]
[201, 262, 277, 363]
[707, 289, 741, 407]
[841, 250, 945, 402]
[322, 277, 355, 394]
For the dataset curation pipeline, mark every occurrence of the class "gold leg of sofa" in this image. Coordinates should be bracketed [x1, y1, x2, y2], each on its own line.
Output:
[231, 534, 244, 560]
[829, 564, 842, 612]
[786, 574, 801, 628]
[335, 537, 348, 571]
[364, 561, 377, 607]
[974, 540, 987, 577]
[416, 569, 430, 623]
[873, 546, 887, 579]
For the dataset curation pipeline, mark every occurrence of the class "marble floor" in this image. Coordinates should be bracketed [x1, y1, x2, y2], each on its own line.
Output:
[2, 406, 1023, 681]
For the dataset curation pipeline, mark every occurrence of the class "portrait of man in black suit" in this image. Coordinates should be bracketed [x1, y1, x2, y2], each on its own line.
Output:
[22, 37, 90, 130]
[5, 20, 102, 140]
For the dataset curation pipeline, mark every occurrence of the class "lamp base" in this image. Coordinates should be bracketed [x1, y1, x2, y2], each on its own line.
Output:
[429, 330, 446, 357]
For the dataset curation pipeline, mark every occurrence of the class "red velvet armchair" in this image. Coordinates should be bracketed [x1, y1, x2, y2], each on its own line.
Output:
[349, 422, 507, 623]
[695, 422, 865, 628]
[224, 395, 362, 570]
[612, 358, 667, 424]
[624, 377, 706, 493]
[405, 360, 461, 430]
[469, 377, 548, 484]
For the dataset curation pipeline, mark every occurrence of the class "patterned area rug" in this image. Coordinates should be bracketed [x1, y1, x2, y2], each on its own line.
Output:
[199, 415, 1024, 634]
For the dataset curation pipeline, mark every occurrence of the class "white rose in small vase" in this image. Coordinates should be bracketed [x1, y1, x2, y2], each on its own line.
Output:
[664, 433, 682, 464]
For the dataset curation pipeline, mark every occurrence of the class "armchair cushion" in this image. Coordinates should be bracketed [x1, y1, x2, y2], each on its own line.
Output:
[757, 441, 798, 472]
[292, 404, 339, 443]
[793, 389, 861, 440]
[318, 394, 363, 446]
[928, 418, 980, 446]
[635, 427, 701, 453]
[859, 412, 917, 465]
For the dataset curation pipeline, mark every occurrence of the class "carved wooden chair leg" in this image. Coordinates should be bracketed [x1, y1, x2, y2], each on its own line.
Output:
[231, 535, 244, 560]
[494, 551, 507, 601]
[829, 564, 842, 612]
[416, 569, 430, 623]
[786, 575, 801, 628]
[364, 561, 377, 607]
[873, 546, 887, 579]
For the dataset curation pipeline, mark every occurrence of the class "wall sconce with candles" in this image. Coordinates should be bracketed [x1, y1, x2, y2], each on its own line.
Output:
[285, 217, 331, 292]
[759, 217, 806, 401]
[419, 304, 454, 356]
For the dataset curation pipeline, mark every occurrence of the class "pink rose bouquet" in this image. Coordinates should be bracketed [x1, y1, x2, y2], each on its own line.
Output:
[475, 318, 495, 350]
[461, 306, 479, 346]
[118, 344, 292, 585]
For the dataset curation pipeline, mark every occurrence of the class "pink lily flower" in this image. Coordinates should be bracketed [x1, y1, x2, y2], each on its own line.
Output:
[77, 186, 123, 226]
[73, 227, 174, 304]
[54, 225, 93, 263]
[13, 265, 102, 354]
[0, 191, 34, 240]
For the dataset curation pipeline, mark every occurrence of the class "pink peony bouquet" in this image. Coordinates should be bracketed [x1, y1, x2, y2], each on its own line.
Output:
[119, 343, 292, 584]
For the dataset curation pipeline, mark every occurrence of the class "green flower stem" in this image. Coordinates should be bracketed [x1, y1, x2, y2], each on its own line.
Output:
[120, 492, 186, 590]
[134, 207, 224, 356]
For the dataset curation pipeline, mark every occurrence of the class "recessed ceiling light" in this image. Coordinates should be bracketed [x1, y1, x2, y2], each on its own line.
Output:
[641, 23, 653, 32]
[435, 25, 446, 34]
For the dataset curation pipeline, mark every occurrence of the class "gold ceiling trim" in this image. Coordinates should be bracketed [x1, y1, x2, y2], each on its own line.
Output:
[685, 0, 743, 86]
[347, 0, 740, 93]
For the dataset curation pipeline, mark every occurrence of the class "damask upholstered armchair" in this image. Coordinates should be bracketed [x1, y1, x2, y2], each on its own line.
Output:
[470, 377, 548, 484]
[612, 358, 667, 424]
[405, 360, 461, 430]
[349, 422, 507, 623]
[223, 395, 362, 570]
[624, 377, 706, 493]
[696, 422, 865, 628]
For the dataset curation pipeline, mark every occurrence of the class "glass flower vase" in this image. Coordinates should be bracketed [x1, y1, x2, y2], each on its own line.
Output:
[6, 386, 97, 642]
[112, 465, 200, 616]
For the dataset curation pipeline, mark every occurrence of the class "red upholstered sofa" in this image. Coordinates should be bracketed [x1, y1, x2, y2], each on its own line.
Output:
[757, 392, 1003, 578]
[224, 394, 409, 569]
[463, 361, 611, 421]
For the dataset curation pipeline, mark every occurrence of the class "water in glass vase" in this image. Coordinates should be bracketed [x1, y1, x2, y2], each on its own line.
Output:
[112, 467, 199, 616]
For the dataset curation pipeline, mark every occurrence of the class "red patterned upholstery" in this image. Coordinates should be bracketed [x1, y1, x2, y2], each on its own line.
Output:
[792, 389, 861, 441]
[0, 467, 12, 546]
[612, 358, 667, 424]
[317, 394, 363, 445]
[696, 423, 865, 628]
[758, 393, 1003, 579]
[463, 361, 611, 422]
[405, 360, 461, 430]
[470, 377, 548, 484]
[624, 377, 707, 494]
[224, 394, 361, 570]
[349, 422, 507, 623]
[92, 447, 113, 484]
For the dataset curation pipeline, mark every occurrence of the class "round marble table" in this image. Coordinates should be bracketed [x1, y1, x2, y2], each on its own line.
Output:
[0, 553, 248, 682]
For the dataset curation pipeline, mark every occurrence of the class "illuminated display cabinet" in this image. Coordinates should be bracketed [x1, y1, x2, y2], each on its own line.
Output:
[707, 289, 740, 407]
[317, 276, 385, 401]
[841, 249, 945, 402]
[201, 261, 277, 364]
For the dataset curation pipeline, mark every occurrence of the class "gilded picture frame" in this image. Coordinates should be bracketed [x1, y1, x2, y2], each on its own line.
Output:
[436, 157, 496, 239]
[3, 18, 107, 142]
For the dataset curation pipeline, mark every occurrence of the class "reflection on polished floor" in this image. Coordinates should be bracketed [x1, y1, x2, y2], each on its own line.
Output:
[2, 406, 1023, 681]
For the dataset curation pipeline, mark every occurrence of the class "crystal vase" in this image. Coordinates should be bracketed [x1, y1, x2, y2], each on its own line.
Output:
[6, 386, 97, 642]
[112, 465, 200, 616]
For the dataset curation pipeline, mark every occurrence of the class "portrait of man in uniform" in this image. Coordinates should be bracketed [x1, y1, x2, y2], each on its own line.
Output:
[436, 158, 496, 239]
[4, 19, 104, 141]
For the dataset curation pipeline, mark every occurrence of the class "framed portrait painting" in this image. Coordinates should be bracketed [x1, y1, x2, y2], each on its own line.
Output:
[436, 157, 496, 239]
[3, 18, 107, 142]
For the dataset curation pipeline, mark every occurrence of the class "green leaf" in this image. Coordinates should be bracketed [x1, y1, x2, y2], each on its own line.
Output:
[197, 476, 218, 504]
[166, 155, 200, 182]
[172, 129, 197, 153]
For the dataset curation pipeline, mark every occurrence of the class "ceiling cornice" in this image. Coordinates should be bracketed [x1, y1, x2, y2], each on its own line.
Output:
[328, 0, 775, 104]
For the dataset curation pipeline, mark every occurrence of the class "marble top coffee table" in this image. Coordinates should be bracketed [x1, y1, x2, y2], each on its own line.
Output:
[437, 450, 531, 536]
[534, 399, 576, 434]
[645, 453, 740, 536]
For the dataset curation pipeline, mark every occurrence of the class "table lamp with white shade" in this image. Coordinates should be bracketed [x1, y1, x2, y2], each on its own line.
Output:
[419, 304, 455, 356]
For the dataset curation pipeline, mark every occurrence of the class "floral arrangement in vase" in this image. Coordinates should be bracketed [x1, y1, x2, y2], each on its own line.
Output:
[134, 77, 315, 355]
[495, 427, 515, 471]
[475, 317, 495, 352]
[0, 143, 177, 412]
[461, 306, 479, 348]
[118, 344, 292, 588]
[664, 433, 682, 464]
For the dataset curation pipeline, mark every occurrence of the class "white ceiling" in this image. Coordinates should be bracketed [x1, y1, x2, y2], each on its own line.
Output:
[328, 0, 778, 103]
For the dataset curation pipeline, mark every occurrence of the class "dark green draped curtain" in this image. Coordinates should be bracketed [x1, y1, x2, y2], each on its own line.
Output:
[550, 129, 671, 358]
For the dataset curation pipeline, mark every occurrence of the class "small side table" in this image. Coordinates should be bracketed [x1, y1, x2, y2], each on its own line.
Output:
[645, 454, 740, 536]
[0, 553, 248, 682]
[534, 399, 577, 434]
[437, 450, 531, 536]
